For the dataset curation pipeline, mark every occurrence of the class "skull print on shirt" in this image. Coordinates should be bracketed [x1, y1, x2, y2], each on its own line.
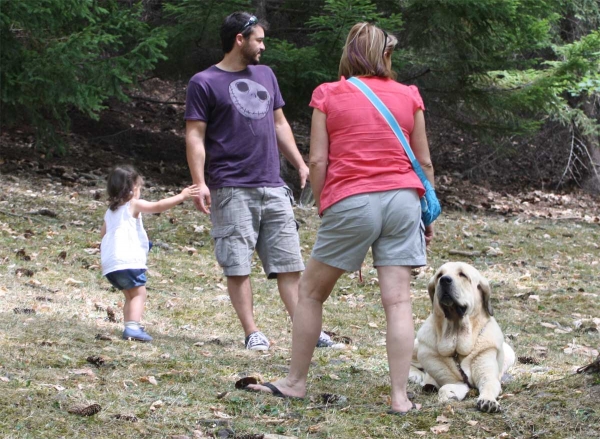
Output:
[228, 79, 271, 120]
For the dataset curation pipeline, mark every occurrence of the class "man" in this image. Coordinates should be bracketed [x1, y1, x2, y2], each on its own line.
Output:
[185, 11, 333, 350]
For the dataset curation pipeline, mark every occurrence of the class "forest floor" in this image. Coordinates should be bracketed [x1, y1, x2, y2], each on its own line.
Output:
[0, 79, 599, 438]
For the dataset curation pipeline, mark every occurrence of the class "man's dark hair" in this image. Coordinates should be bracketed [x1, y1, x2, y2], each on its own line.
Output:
[220, 11, 269, 53]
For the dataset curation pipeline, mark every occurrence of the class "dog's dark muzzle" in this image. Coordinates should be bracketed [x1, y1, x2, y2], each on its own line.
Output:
[438, 276, 468, 319]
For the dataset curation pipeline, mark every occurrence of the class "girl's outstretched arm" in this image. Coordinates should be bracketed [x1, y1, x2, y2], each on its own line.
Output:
[132, 185, 200, 215]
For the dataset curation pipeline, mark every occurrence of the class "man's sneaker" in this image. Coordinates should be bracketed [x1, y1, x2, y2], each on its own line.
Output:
[122, 326, 153, 342]
[316, 331, 335, 348]
[245, 331, 270, 351]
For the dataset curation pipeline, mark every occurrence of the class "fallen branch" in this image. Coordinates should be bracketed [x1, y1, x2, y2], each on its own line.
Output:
[127, 95, 185, 105]
[0, 209, 45, 223]
[448, 250, 482, 257]
[26, 208, 57, 218]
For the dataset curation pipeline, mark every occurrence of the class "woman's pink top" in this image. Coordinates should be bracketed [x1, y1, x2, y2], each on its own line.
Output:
[309, 76, 426, 215]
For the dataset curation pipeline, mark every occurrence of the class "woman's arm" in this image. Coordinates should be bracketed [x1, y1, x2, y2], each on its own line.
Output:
[410, 109, 434, 186]
[100, 221, 106, 239]
[410, 109, 435, 245]
[308, 109, 329, 212]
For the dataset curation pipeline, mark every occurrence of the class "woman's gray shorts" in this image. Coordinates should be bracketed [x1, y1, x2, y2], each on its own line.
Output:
[209, 186, 305, 278]
[311, 189, 426, 272]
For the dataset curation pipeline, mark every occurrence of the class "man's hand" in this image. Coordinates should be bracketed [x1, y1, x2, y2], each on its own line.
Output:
[424, 224, 434, 246]
[298, 164, 310, 188]
[193, 183, 211, 214]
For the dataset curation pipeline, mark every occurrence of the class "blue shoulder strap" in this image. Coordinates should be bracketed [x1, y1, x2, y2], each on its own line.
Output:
[346, 76, 421, 170]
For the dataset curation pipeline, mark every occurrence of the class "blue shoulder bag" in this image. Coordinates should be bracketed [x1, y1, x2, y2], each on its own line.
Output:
[347, 76, 442, 226]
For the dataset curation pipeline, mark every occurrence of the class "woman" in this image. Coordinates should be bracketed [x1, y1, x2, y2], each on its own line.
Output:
[249, 22, 435, 415]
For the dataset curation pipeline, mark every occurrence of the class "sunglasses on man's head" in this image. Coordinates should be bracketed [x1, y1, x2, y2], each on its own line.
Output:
[382, 30, 388, 58]
[241, 15, 258, 32]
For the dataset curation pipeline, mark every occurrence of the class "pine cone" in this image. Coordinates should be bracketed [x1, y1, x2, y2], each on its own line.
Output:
[67, 403, 102, 416]
[106, 306, 117, 322]
[112, 413, 138, 422]
[86, 355, 111, 367]
[577, 355, 600, 374]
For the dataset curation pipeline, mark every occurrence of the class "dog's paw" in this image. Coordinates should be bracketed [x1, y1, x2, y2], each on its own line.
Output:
[476, 397, 501, 413]
[438, 384, 469, 403]
[408, 367, 425, 385]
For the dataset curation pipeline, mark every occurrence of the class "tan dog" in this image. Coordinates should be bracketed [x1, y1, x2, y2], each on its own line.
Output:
[409, 262, 515, 412]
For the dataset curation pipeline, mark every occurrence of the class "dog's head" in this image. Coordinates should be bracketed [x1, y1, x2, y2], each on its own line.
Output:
[427, 262, 493, 320]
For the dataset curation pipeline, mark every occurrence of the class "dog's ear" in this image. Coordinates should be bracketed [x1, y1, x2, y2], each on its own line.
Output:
[427, 272, 437, 303]
[478, 276, 494, 316]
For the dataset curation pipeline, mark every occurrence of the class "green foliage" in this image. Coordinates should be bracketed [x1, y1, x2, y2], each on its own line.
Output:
[261, 39, 328, 115]
[502, 31, 600, 137]
[0, 0, 167, 151]
[162, 0, 249, 70]
[263, 0, 404, 115]
[395, 0, 599, 144]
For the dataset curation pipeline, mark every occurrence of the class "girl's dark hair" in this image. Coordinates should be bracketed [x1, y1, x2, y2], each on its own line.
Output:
[106, 165, 141, 211]
[220, 11, 269, 53]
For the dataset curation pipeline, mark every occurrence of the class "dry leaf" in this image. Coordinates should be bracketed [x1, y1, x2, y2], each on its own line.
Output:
[183, 246, 197, 255]
[431, 424, 450, 434]
[414, 432, 427, 436]
[264, 435, 298, 439]
[0, 377, 9, 382]
[329, 374, 340, 380]
[528, 295, 540, 302]
[65, 278, 83, 286]
[555, 328, 572, 334]
[69, 368, 96, 377]
[541, 322, 557, 329]
[140, 376, 158, 385]
[467, 420, 478, 426]
[150, 400, 164, 411]
[436, 415, 450, 423]
[368, 322, 378, 328]
[211, 410, 232, 419]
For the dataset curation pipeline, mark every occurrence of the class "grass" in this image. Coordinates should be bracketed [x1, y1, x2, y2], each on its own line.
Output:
[0, 173, 599, 439]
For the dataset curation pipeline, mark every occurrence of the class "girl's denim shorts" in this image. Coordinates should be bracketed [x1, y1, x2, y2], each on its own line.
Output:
[105, 269, 147, 290]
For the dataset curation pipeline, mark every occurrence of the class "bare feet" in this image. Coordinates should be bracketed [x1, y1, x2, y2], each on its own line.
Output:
[389, 398, 416, 414]
[246, 379, 306, 399]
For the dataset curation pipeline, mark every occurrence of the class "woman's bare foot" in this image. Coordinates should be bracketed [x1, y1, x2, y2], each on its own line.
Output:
[246, 379, 306, 399]
[388, 400, 418, 415]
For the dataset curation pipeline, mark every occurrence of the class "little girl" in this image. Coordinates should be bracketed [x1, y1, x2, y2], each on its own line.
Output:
[100, 165, 199, 341]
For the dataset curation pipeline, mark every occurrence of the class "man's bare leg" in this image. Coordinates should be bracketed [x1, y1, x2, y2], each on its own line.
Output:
[227, 275, 257, 336]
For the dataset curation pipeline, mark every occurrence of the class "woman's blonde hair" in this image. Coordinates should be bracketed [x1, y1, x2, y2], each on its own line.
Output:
[338, 22, 397, 79]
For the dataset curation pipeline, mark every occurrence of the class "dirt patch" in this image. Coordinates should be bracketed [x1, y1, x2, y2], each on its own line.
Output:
[1, 78, 599, 222]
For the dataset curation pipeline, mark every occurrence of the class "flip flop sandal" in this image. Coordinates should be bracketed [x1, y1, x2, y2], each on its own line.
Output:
[387, 402, 417, 416]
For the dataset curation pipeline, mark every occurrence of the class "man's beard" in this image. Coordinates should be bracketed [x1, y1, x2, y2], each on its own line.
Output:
[241, 45, 261, 66]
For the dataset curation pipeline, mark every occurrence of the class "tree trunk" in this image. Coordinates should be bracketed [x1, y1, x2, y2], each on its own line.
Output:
[254, 0, 267, 19]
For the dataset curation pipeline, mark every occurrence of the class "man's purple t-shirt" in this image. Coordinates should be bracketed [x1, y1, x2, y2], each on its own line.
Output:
[185, 65, 286, 189]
